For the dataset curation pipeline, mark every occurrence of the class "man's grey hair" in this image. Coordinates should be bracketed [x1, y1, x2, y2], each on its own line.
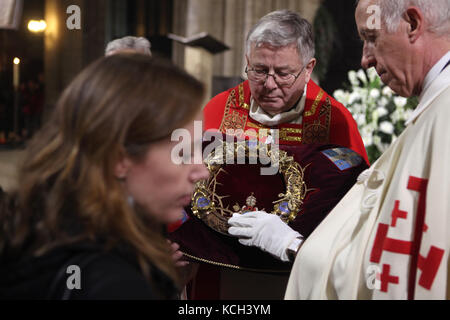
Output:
[105, 36, 152, 56]
[246, 10, 315, 66]
[362, 0, 450, 36]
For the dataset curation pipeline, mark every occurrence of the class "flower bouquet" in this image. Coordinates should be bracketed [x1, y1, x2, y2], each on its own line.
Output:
[334, 68, 418, 163]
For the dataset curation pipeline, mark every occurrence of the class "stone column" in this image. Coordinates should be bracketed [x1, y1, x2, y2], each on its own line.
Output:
[44, 0, 83, 121]
[135, 0, 147, 37]
[181, 0, 226, 101]
[172, 0, 188, 69]
[184, 47, 214, 103]
[44, 0, 107, 121]
[222, 0, 246, 77]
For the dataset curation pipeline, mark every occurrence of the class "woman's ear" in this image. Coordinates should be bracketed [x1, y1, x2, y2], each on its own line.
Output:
[114, 153, 133, 180]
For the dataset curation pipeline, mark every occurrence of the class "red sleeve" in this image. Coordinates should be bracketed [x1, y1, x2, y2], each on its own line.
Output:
[329, 100, 370, 165]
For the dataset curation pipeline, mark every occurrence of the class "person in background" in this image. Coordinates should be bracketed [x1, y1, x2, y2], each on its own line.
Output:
[285, 0, 450, 299]
[0, 54, 209, 299]
[170, 9, 369, 299]
[105, 36, 152, 57]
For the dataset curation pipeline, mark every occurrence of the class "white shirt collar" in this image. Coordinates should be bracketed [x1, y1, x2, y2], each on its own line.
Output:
[421, 51, 450, 99]
[249, 85, 307, 127]
[406, 51, 450, 126]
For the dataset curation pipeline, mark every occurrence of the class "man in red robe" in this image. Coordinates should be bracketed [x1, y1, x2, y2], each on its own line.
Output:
[204, 72, 368, 165]
[170, 9, 368, 299]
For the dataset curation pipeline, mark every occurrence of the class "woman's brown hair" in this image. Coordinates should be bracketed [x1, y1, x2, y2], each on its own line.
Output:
[0, 54, 204, 290]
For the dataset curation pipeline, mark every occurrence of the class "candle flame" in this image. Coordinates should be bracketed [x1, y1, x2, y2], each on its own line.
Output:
[28, 20, 47, 33]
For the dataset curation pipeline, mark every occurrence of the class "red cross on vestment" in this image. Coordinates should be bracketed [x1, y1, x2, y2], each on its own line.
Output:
[369, 176, 444, 299]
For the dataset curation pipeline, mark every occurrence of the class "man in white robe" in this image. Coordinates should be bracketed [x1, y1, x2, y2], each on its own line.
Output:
[227, 0, 450, 299]
[283, 0, 450, 299]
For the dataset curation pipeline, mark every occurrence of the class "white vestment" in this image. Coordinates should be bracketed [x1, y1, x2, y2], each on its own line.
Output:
[285, 66, 450, 300]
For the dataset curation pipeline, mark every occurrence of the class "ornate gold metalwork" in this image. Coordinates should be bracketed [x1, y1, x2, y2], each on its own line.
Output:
[191, 140, 311, 235]
[304, 89, 324, 117]
[219, 89, 248, 134]
[281, 127, 302, 134]
[303, 97, 332, 144]
[279, 127, 303, 142]
[246, 121, 266, 130]
[238, 83, 250, 110]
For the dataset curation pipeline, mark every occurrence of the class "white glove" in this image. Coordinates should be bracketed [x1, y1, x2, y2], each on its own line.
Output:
[228, 211, 302, 262]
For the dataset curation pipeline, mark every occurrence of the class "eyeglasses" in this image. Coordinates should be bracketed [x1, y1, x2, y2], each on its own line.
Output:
[245, 65, 306, 88]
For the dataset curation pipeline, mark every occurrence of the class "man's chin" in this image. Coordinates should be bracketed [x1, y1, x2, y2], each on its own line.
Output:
[386, 83, 411, 97]
[259, 104, 285, 116]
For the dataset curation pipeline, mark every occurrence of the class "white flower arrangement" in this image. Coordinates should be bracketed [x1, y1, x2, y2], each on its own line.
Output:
[334, 68, 418, 163]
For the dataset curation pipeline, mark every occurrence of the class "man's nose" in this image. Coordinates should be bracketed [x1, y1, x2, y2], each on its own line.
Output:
[264, 73, 278, 90]
[361, 43, 376, 69]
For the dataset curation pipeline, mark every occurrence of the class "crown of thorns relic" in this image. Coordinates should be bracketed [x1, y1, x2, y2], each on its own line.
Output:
[191, 139, 310, 235]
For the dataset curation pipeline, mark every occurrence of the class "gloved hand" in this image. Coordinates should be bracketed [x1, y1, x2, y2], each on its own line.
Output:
[228, 211, 302, 262]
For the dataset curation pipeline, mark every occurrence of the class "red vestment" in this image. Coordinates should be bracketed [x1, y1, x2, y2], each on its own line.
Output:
[203, 80, 369, 164]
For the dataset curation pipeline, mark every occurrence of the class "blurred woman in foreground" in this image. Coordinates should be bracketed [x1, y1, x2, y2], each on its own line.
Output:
[0, 54, 208, 299]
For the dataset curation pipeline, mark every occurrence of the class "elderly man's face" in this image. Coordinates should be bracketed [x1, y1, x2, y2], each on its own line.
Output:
[246, 44, 315, 115]
[355, 0, 417, 97]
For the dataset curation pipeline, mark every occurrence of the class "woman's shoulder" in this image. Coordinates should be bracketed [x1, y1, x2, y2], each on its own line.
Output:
[68, 251, 153, 299]
[53, 245, 178, 300]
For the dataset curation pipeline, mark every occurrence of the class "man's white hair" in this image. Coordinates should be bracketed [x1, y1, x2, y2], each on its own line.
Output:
[105, 36, 152, 56]
[246, 10, 315, 66]
[377, 0, 450, 36]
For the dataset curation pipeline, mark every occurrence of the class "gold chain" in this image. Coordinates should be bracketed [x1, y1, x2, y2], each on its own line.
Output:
[181, 251, 290, 273]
